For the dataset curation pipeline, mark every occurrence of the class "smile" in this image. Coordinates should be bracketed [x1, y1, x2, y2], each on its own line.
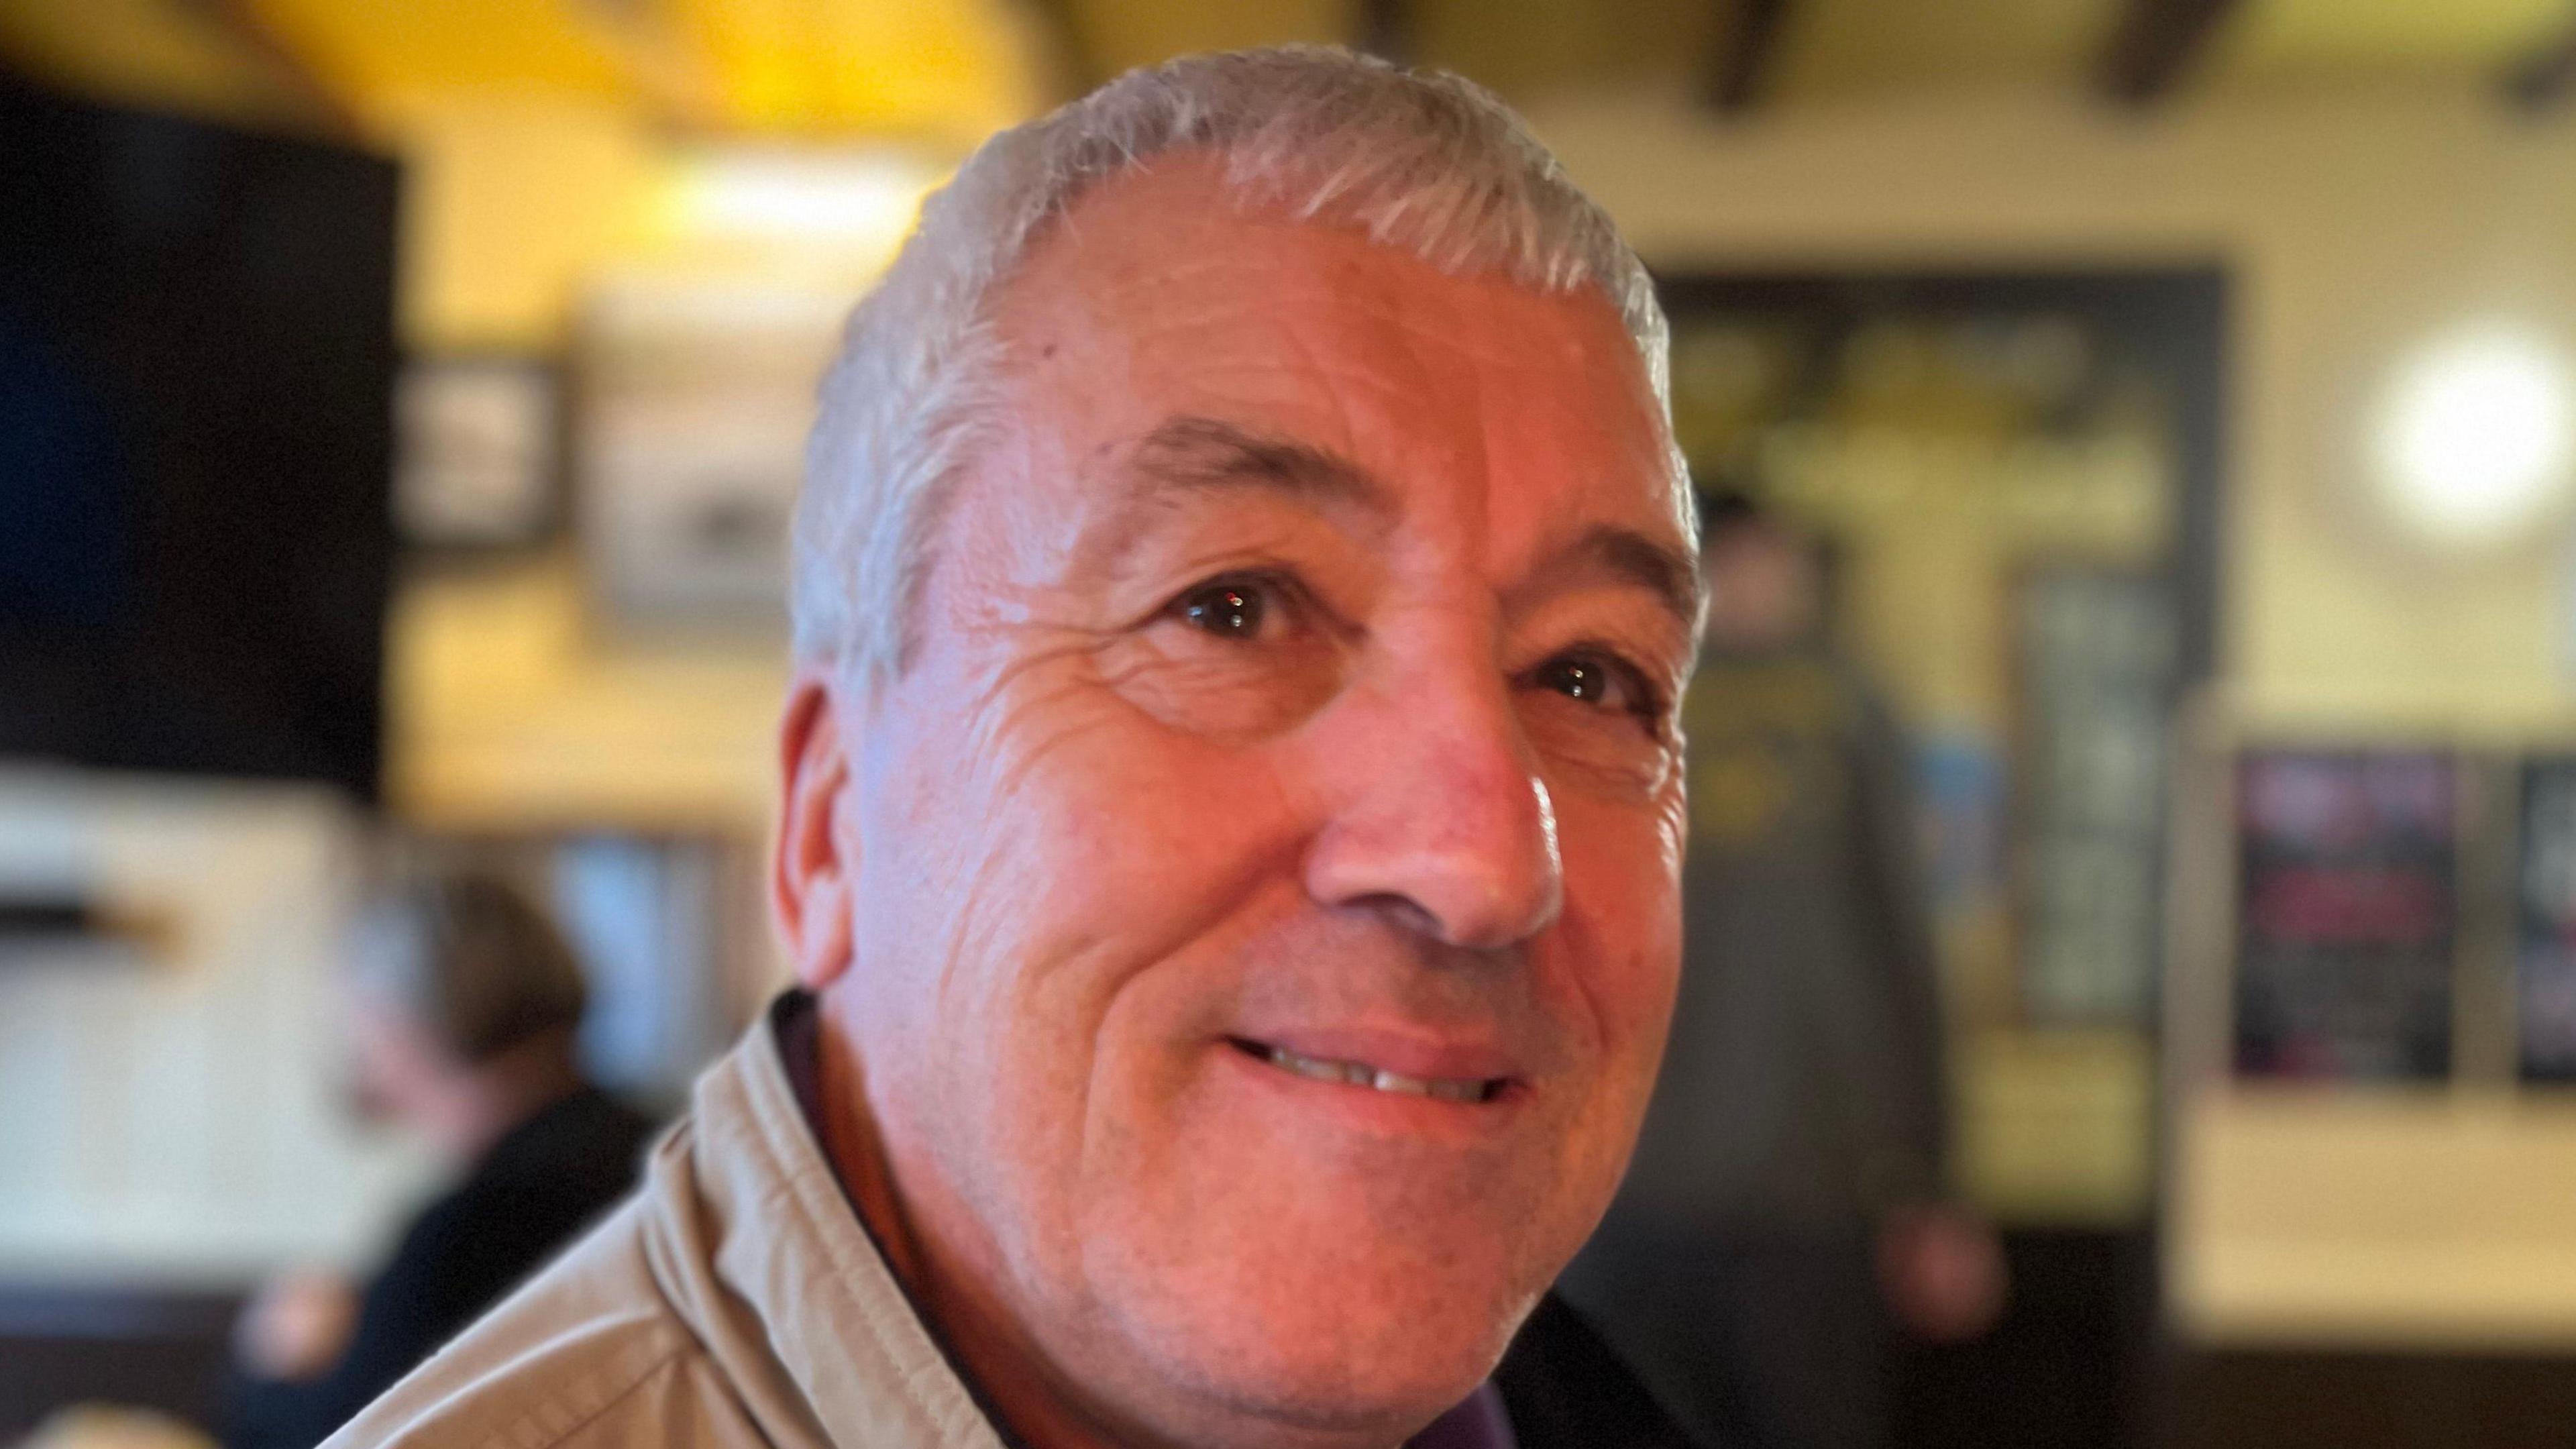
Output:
[1228, 1037, 1505, 1104]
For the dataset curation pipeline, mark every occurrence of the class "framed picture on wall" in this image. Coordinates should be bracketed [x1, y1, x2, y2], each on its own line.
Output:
[574, 278, 847, 630]
[394, 357, 561, 549]
[2233, 749, 2459, 1081]
[2016, 570, 2180, 1024]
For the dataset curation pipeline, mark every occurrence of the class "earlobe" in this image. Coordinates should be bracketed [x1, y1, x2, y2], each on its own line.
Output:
[773, 672, 858, 992]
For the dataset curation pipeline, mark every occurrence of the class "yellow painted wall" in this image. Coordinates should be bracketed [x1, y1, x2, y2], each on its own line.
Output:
[385, 555, 790, 835]
[388, 96, 662, 354]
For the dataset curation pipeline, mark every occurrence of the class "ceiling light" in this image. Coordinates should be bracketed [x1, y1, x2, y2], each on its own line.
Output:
[2372, 325, 2576, 548]
[669, 150, 938, 248]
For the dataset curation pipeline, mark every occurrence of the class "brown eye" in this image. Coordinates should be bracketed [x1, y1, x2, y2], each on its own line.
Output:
[1179, 581, 1266, 639]
[1536, 656, 1613, 704]
[1128, 572, 1341, 743]
[1529, 649, 1668, 729]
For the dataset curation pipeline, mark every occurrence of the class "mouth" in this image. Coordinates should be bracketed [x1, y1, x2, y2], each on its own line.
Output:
[1227, 1036, 1510, 1105]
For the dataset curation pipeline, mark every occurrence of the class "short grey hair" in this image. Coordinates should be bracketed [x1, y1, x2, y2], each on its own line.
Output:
[793, 44, 1679, 682]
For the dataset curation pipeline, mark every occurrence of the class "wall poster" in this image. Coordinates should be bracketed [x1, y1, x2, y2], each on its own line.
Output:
[2519, 758, 2576, 1081]
[2234, 750, 2457, 1081]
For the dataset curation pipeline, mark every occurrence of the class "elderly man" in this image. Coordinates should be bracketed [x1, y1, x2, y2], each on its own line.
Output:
[329, 47, 1703, 1449]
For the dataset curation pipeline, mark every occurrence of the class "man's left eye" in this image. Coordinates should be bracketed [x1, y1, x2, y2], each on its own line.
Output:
[1180, 581, 1266, 638]
[1531, 652, 1658, 718]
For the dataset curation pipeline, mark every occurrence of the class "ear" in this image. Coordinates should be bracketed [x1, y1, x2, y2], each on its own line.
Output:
[773, 668, 858, 993]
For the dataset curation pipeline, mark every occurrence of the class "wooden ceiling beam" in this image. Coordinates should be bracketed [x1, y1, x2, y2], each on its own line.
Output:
[1705, 0, 1790, 114]
[2095, 0, 2243, 107]
[169, 0, 360, 135]
[1021, 0, 1104, 99]
[1359, 0, 1413, 66]
[2504, 21, 2576, 113]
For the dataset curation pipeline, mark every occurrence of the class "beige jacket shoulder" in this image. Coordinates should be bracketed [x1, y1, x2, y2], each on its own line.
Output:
[322, 1015, 1007, 1449]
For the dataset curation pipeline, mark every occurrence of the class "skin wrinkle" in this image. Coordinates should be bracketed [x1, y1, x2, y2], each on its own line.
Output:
[1095, 276, 1546, 462]
[782, 154, 1691, 1449]
[1385, 277, 1492, 570]
[1142, 496, 1688, 787]
[802, 95, 1683, 680]
[960, 513, 1349, 755]
[1122, 415, 1705, 653]
[1088, 236, 1556, 382]
[927, 598, 1334, 1255]
[1075, 470, 1392, 614]
[1133, 418, 1389, 517]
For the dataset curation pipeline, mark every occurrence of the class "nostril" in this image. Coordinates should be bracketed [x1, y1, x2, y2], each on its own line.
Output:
[1340, 892, 1445, 938]
[1299, 683, 1564, 949]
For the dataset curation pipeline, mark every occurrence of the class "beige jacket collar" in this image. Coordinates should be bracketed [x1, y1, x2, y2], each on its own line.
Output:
[646, 1004, 1008, 1448]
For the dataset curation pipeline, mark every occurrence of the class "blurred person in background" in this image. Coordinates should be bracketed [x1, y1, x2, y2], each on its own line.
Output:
[223, 873, 657, 1449]
[320, 46, 1703, 1449]
[1560, 492, 2007, 1449]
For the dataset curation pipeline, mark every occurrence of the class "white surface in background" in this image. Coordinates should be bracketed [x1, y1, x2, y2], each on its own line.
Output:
[0, 770, 437, 1288]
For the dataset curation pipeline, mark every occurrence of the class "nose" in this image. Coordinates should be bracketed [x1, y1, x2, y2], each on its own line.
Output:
[1299, 641, 1564, 951]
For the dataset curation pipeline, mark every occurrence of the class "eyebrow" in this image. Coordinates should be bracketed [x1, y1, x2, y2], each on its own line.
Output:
[1126, 415, 1395, 521]
[1556, 523, 1704, 635]
[1094, 413, 1702, 629]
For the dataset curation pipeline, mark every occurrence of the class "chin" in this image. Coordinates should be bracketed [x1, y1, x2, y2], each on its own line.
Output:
[1111, 1316, 1515, 1449]
[1067, 1200, 1550, 1446]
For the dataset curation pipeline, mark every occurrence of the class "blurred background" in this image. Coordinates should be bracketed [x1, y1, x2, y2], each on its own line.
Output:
[5, 1, 2576, 1446]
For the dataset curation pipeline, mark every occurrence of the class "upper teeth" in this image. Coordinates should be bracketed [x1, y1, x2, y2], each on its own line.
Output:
[1260, 1044, 1492, 1103]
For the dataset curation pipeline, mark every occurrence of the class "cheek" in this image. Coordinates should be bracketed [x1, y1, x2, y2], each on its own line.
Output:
[1496, 806, 1681, 1279]
[857, 659, 1309, 1176]
[1095, 627, 1344, 746]
[1552, 794, 1686, 1098]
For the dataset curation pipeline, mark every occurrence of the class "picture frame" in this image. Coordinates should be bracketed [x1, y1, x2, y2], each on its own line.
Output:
[393, 356, 562, 550]
[2231, 747, 2461, 1082]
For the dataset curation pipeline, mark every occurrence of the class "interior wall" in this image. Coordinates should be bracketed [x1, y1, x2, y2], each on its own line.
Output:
[1527, 81, 2576, 1346]
[390, 95, 659, 355]
[1533, 83, 2576, 739]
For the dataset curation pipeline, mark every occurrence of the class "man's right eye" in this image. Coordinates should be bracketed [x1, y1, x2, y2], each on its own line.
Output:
[1117, 572, 1340, 741]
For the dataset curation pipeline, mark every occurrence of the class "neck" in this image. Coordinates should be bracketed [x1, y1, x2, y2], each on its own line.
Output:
[811, 1014, 1199, 1449]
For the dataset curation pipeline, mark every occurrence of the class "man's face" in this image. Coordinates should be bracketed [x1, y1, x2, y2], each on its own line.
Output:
[807, 160, 1694, 1446]
[340, 988, 438, 1130]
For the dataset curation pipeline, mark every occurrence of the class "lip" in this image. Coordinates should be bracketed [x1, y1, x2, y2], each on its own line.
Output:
[1214, 1040, 1527, 1140]
[1234, 1025, 1518, 1083]
[1210, 1020, 1514, 1108]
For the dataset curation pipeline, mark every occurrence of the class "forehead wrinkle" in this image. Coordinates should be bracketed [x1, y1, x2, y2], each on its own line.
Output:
[1084, 219, 1589, 390]
[1157, 290, 1567, 417]
[1060, 415, 1397, 589]
[1133, 415, 1391, 515]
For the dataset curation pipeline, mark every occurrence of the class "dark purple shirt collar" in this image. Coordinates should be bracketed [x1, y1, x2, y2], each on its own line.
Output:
[1408, 1382, 1519, 1449]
